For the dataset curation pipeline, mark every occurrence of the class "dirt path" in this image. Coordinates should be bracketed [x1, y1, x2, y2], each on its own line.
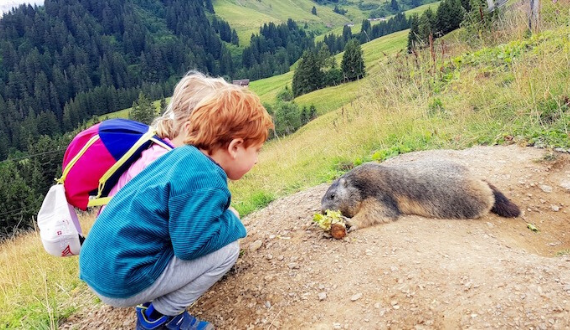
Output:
[61, 145, 570, 329]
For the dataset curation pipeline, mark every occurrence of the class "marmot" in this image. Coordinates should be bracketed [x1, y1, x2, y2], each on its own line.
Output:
[321, 160, 520, 231]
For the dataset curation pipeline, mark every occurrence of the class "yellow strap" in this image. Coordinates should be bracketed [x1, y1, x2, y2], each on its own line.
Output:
[150, 137, 174, 151]
[87, 197, 111, 207]
[91, 128, 174, 204]
[57, 135, 100, 184]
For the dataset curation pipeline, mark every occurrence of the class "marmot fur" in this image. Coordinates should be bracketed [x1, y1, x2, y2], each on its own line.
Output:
[321, 160, 520, 231]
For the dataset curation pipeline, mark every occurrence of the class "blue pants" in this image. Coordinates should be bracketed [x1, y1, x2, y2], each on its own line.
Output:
[91, 241, 240, 316]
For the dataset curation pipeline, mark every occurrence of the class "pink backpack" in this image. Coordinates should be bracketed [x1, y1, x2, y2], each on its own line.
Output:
[37, 119, 173, 257]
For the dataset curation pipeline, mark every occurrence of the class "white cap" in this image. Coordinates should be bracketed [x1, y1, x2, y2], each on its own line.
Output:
[38, 185, 83, 257]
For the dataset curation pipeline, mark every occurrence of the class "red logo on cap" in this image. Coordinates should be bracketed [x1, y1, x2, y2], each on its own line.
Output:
[61, 245, 74, 257]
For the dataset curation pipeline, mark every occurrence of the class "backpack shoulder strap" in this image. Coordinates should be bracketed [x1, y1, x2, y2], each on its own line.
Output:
[86, 128, 173, 208]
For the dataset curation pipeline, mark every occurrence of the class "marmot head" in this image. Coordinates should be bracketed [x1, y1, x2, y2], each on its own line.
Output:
[321, 177, 362, 218]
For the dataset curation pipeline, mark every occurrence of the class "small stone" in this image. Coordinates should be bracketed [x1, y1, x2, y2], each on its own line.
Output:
[249, 240, 263, 252]
[288, 263, 300, 269]
[318, 292, 327, 301]
[539, 185, 553, 193]
[351, 293, 363, 301]
[551, 205, 560, 212]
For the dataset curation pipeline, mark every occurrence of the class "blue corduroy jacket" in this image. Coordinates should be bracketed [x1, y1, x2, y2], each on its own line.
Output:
[79, 145, 246, 298]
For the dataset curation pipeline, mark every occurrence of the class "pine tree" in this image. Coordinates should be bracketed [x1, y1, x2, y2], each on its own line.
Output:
[0, 161, 37, 236]
[418, 9, 436, 45]
[312, 6, 317, 15]
[407, 14, 421, 52]
[391, 0, 400, 12]
[292, 50, 323, 97]
[309, 104, 317, 120]
[342, 25, 353, 42]
[341, 39, 366, 81]
[129, 92, 156, 125]
[449, 0, 467, 31]
[360, 19, 372, 43]
[301, 106, 309, 125]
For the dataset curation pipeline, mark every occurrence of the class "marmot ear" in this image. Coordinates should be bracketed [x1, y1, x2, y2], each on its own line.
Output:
[339, 178, 347, 187]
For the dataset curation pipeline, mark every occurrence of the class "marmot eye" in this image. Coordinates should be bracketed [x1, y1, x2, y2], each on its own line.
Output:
[329, 193, 335, 199]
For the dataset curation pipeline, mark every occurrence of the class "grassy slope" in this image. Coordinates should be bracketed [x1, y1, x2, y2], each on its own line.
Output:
[250, 30, 409, 113]
[314, 2, 440, 43]
[214, 0, 373, 46]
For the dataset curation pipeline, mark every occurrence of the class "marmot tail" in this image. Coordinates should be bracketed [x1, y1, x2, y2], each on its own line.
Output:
[488, 183, 520, 218]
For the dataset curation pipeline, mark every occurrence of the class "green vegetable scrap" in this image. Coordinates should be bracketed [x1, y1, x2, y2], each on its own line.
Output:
[313, 210, 344, 231]
[527, 223, 539, 232]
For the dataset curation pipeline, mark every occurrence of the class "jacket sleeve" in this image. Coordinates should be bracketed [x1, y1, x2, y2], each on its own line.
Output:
[167, 188, 246, 260]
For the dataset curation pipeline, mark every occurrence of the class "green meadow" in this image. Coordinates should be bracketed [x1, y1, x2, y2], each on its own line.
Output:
[314, 2, 440, 43]
[214, 0, 350, 46]
[214, 0, 424, 46]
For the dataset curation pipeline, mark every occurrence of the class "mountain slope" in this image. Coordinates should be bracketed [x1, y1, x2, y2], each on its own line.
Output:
[214, 0, 356, 45]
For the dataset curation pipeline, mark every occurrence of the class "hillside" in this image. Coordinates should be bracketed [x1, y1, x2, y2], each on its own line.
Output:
[214, 0, 439, 46]
[214, 0, 367, 46]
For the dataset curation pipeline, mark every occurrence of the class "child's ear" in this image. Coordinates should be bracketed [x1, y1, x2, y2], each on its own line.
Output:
[228, 138, 244, 159]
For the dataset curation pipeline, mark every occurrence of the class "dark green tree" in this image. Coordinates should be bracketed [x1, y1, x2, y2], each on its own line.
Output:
[309, 104, 317, 120]
[360, 19, 372, 43]
[342, 25, 353, 42]
[449, 0, 467, 31]
[0, 161, 38, 237]
[300, 106, 309, 125]
[129, 92, 156, 125]
[418, 8, 437, 44]
[292, 50, 323, 97]
[341, 39, 366, 81]
[407, 14, 421, 52]
[436, 0, 465, 35]
[312, 6, 317, 15]
[391, 0, 400, 12]
[436, 0, 452, 34]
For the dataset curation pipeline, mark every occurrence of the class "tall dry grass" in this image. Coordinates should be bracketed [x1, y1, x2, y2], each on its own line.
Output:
[0, 212, 96, 328]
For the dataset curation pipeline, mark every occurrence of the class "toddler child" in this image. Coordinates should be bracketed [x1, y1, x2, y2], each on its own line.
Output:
[79, 83, 274, 330]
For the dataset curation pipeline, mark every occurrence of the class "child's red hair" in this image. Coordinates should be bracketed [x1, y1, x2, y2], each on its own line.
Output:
[184, 85, 274, 151]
